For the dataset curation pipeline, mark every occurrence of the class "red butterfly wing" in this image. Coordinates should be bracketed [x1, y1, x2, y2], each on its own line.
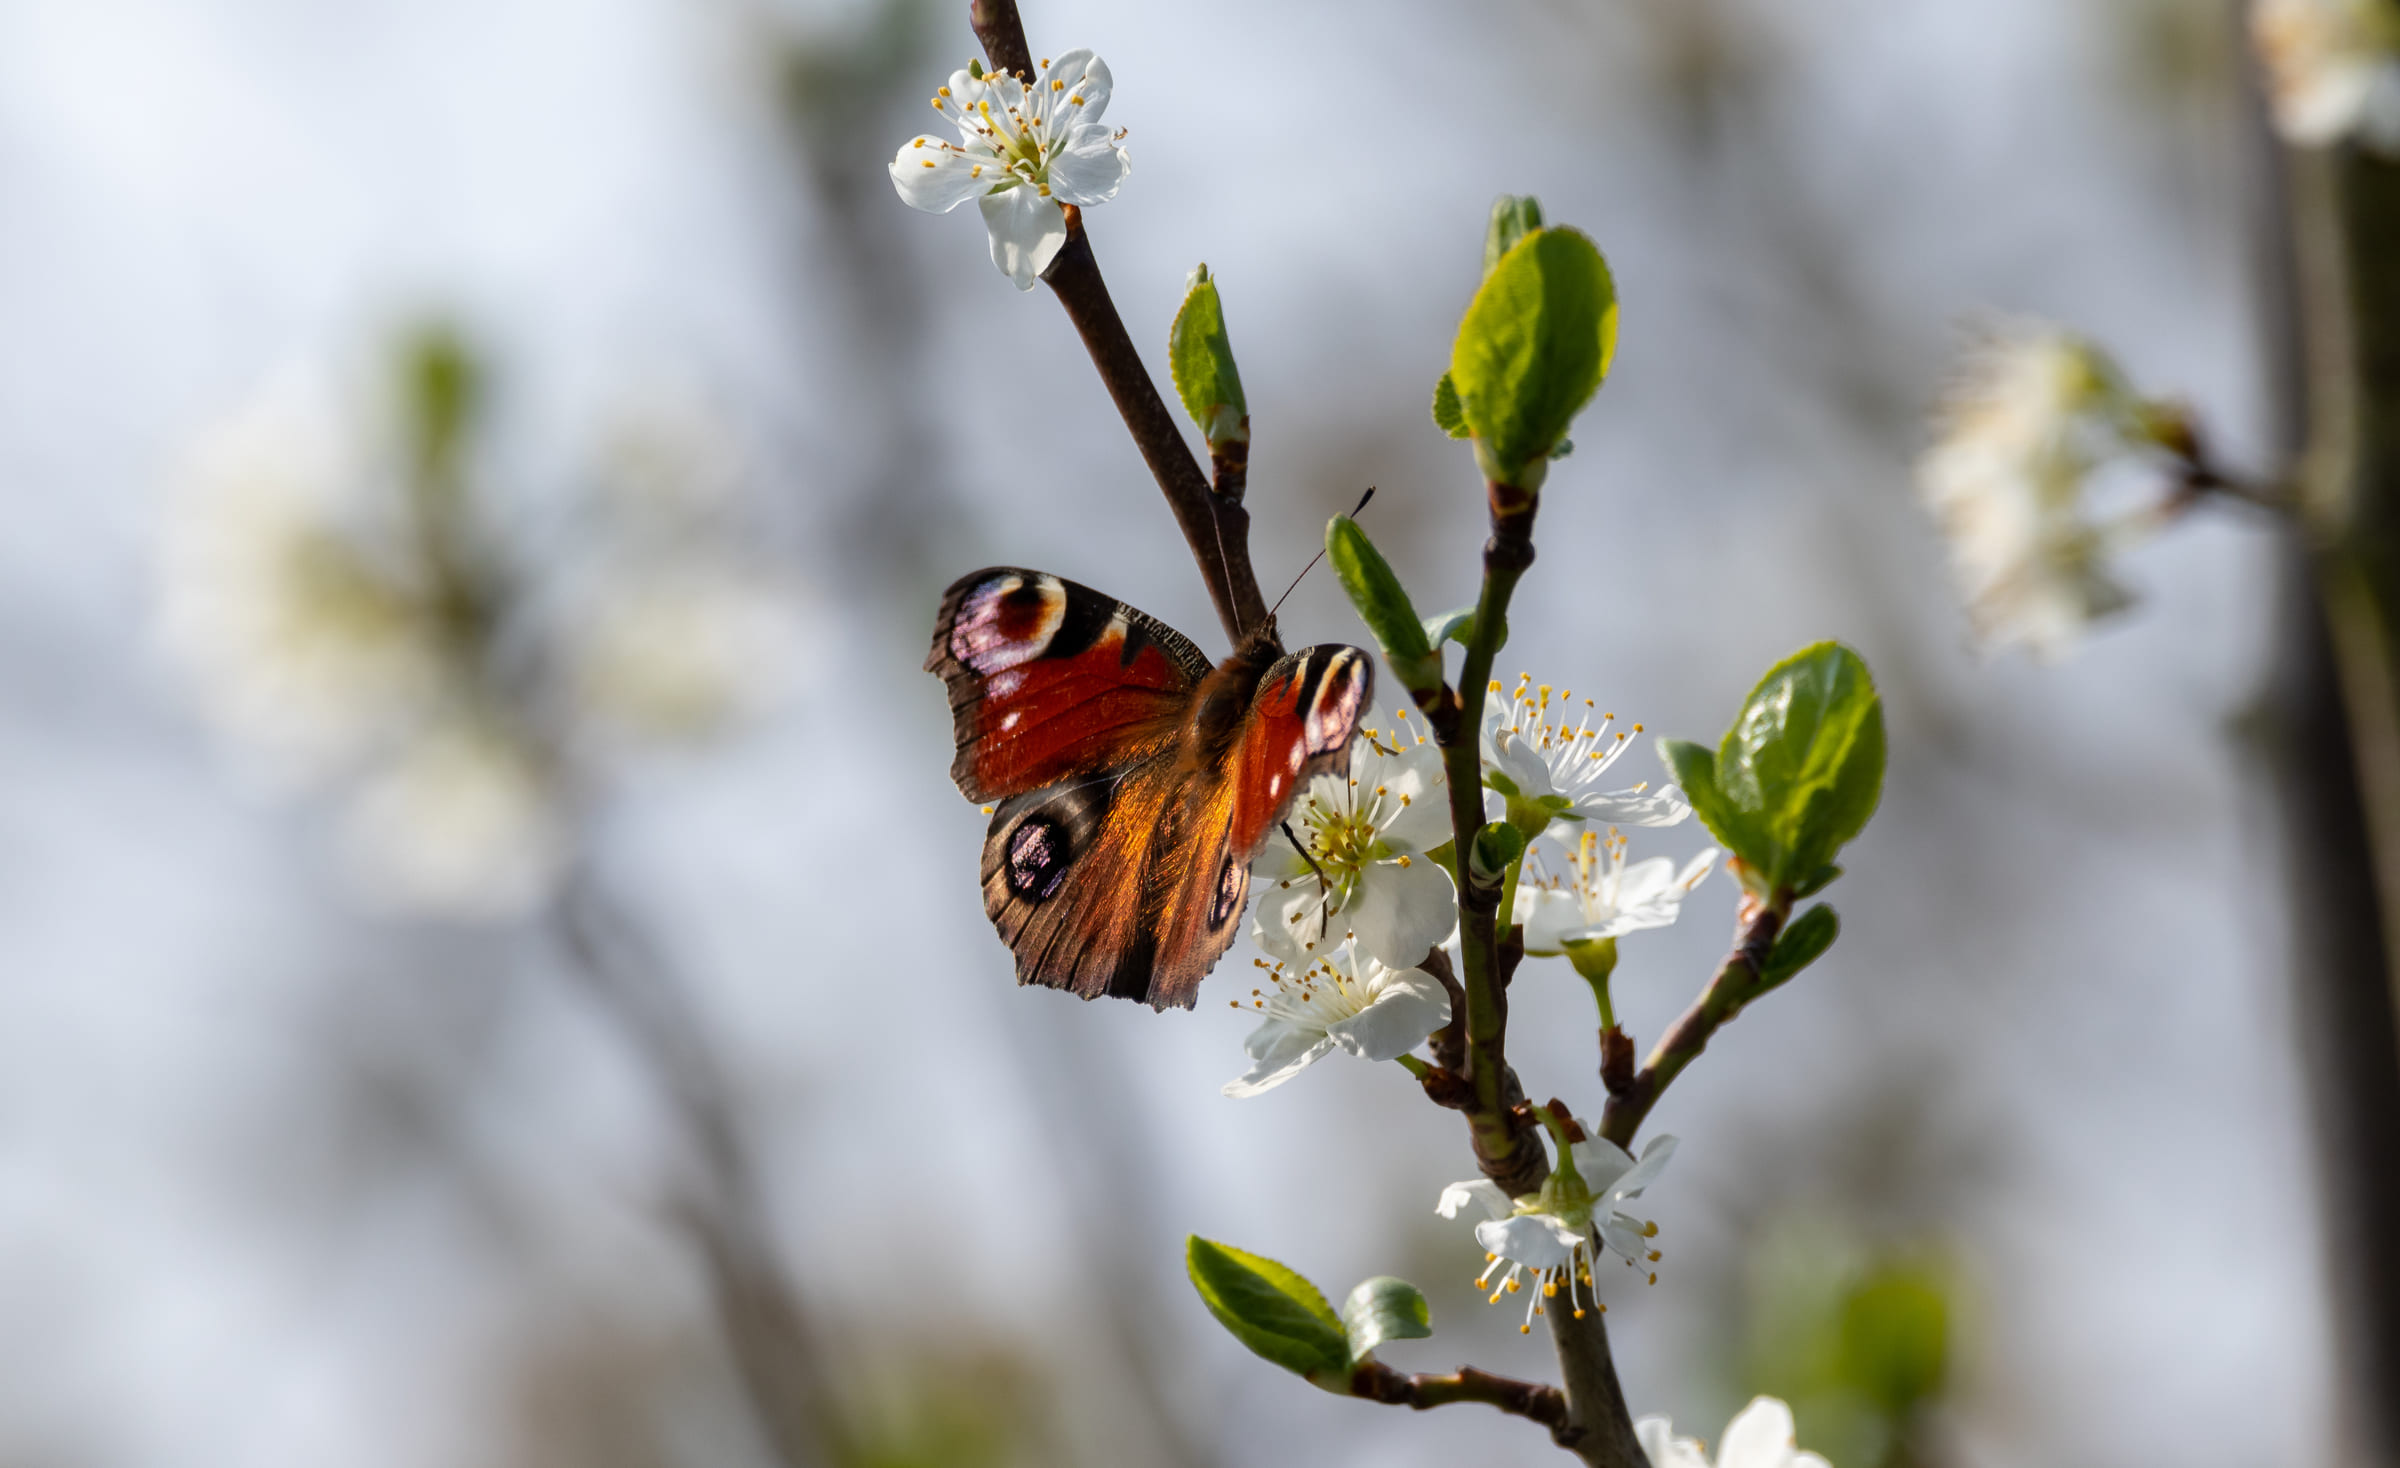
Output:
[926, 567, 1209, 802]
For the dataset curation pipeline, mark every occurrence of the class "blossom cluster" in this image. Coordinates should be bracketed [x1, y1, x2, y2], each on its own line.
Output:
[1219, 675, 1717, 1322]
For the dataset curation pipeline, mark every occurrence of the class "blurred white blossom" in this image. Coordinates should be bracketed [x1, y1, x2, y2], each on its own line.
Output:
[1482, 677, 1690, 835]
[1518, 830, 1717, 956]
[1437, 1130, 1676, 1333]
[341, 716, 568, 920]
[1220, 934, 1449, 1098]
[889, 49, 1131, 288]
[1252, 723, 1454, 970]
[1917, 321, 2164, 660]
[1637, 1397, 1832, 1468]
[2253, 0, 2400, 152]
[161, 351, 804, 922]
[158, 375, 444, 777]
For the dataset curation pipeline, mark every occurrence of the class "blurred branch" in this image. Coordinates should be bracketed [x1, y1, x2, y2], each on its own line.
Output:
[553, 873, 853, 1468]
[2270, 126, 2400, 1463]
[968, 0, 1267, 645]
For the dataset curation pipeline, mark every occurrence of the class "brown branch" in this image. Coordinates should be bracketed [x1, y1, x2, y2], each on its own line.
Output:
[972, 0, 1263, 642]
[1597, 896, 1785, 1151]
[1039, 216, 1267, 643]
[966, 0, 1033, 81]
[1349, 1360, 1569, 1435]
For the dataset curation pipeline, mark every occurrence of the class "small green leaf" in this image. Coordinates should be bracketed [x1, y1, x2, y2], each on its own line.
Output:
[1186, 1238, 1350, 1380]
[1341, 1277, 1432, 1361]
[1482, 195, 1545, 279]
[1169, 264, 1249, 448]
[1469, 821, 1525, 883]
[1431, 372, 1471, 438]
[1449, 227, 1619, 487]
[1715, 643, 1885, 890]
[1758, 903, 1837, 990]
[1327, 517, 1441, 695]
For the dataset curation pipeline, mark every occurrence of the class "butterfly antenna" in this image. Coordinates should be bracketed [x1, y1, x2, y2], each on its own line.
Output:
[1206, 493, 1244, 637]
[1267, 486, 1377, 621]
[1281, 820, 1331, 896]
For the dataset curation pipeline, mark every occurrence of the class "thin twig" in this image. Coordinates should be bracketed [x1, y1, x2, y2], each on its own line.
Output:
[552, 873, 852, 1468]
[966, 0, 1265, 642]
[1597, 897, 1785, 1151]
[1349, 1360, 1569, 1433]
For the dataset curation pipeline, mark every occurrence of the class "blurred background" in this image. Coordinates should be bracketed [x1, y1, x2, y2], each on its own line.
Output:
[0, 0, 2331, 1465]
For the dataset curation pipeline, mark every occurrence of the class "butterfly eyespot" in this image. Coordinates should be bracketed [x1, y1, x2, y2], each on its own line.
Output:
[951, 573, 1068, 674]
[1304, 650, 1370, 755]
[1207, 853, 1246, 930]
[1004, 816, 1073, 902]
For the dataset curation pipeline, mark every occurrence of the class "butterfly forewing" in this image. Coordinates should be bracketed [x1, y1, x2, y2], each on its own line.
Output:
[927, 567, 1209, 802]
[931, 567, 1374, 1010]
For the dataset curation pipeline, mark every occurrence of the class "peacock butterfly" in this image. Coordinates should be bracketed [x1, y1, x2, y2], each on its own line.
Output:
[927, 567, 1373, 1010]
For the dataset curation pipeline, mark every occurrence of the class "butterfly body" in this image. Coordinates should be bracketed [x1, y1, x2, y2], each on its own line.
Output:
[928, 568, 1372, 1010]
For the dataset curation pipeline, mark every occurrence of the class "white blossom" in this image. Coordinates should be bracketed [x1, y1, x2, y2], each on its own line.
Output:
[1917, 321, 2158, 660]
[1437, 1129, 1676, 1333]
[1220, 935, 1450, 1097]
[1482, 677, 1689, 837]
[340, 715, 568, 921]
[2253, 0, 2400, 152]
[1518, 830, 1717, 956]
[1637, 1398, 1832, 1468]
[1252, 722, 1455, 970]
[157, 375, 444, 778]
[572, 562, 802, 741]
[889, 50, 1132, 289]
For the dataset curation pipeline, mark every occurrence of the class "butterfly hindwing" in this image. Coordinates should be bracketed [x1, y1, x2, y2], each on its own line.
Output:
[932, 565, 1375, 1010]
[927, 567, 1210, 802]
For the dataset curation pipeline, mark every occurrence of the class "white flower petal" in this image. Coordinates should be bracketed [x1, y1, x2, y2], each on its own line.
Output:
[1221, 1027, 1338, 1098]
[1344, 855, 1457, 969]
[976, 187, 1067, 289]
[1569, 1135, 1637, 1194]
[1374, 743, 1452, 851]
[1250, 878, 1331, 963]
[1716, 1397, 1800, 1468]
[1045, 121, 1130, 205]
[1611, 1134, 1679, 1200]
[1519, 886, 1584, 956]
[1597, 1214, 1651, 1266]
[1562, 784, 1691, 831]
[1486, 728, 1559, 800]
[889, 138, 989, 213]
[1435, 1179, 1512, 1222]
[1324, 968, 1449, 1062]
[1477, 1213, 1581, 1270]
[1045, 49, 1112, 123]
[1635, 1417, 1714, 1468]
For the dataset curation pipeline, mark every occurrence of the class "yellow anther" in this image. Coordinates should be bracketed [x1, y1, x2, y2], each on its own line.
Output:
[1053, 78, 1065, 90]
[980, 805, 995, 814]
[1542, 1282, 1557, 1297]
[1070, 93, 1085, 104]
[1485, 1252, 1497, 1262]
[1519, 1323, 1532, 1335]
[1641, 1220, 1658, 1237]
[1505, 1279, 1521, 1294]
[1647, 1250, 1662, 1262]
[971, 164, 983, 177]
[922, 159, 935, 167]
[1397, 854, 1412, 868]
[913, 137, 927, 147]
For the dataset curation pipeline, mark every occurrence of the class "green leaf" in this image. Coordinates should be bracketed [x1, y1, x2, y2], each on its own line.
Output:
[1715, 643, 1885, 889]
[1169, 264, 1249, 448]
[1655, 737, 1763, 867]
[1449, 227, 1619, 487]
[1327, 517, 1442, 695]
[1431, 372, 1471, 438]
[1186, 1238, 1351, 1380]
[1758, 904, 1838, 990]
[1482, 195, 1546, 279]
[1341, 1277, 1432, 1361]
